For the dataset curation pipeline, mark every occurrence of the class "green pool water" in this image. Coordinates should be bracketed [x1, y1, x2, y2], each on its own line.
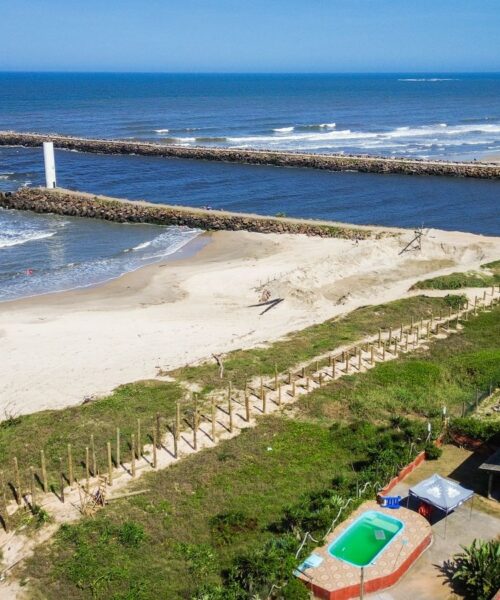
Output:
[328, 510, 404, 567]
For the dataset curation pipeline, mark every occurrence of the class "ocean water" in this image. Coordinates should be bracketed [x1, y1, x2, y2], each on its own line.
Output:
[2, 73, 500, 159]
[1, 73, 499, 301]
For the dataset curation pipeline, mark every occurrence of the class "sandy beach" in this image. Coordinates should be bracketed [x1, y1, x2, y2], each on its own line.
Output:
[1, 225, 499, 418]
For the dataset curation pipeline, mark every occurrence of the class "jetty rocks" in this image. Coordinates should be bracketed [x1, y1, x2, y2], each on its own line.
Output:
[1, 131, 499, 179]
[0, 188, 379, 240]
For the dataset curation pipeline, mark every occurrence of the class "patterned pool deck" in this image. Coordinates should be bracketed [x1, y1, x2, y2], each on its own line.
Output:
[297, 500, 432, 600]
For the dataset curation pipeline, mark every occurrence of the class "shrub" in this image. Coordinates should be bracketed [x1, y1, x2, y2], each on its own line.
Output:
[451, 539, 500, 600]
[444, 293, 467, 309]
[209, 511, 258, 545]
[227, 536, 299, 596]
[424, 443, 442, 460]
[448, 418, 500, 442]
[117, 521, 145, 547]
[176, 543, 217, 578]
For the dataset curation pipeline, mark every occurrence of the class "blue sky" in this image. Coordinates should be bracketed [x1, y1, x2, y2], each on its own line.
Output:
[0, 0, 498, 72]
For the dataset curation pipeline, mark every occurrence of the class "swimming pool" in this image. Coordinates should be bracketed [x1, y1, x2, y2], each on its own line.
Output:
[328, 510, 404, 567]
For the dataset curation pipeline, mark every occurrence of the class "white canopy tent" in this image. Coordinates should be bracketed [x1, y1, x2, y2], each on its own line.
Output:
[408, 474, 474, 537]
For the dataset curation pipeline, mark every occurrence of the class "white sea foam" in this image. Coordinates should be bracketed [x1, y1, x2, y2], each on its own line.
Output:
[0, 226, 202, 302]
[132, 240, 152, 251]
[398, 78, 459, 82]
[159, 118, 500, 156]
[154, 128, 170, 134]
[217, 121, 500, 151]
[0, 230, 56, 249]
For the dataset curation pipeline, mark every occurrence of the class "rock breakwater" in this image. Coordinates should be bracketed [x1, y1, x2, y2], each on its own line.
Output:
[1, 131, 499, 179]
[0, 188, 379, 239]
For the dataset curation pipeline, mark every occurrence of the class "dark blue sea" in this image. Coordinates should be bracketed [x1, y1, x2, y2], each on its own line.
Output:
[0, 73, 499, 300]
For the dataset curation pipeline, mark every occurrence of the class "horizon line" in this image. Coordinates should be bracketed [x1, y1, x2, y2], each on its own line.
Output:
[1, 70, 500, 76]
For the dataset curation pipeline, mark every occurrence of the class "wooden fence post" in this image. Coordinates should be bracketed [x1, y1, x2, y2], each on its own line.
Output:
[370, 345, 375, 366]
[278, 383, 282, 407]
[59, 458, 65, 504]
[0, 470, 8, 532]
[156, 413, 161, 449]
[30, 466, 36, 509]
[244, 384, 250, 422]
[137, 419, 142, 458]
[107, 442, 113, 485]
[176, 401, 181, 441]
[228, 383, 233, 433]
[405, 332, 409, 351]
[85, 447, 90, 493]
[193, 405, 198, 450]
[40, 450, 48, 493]
[173, 424, 178, 458]
[131, 434, 136, 477]
[90, 434, 97, 477]
[152, 430, 158, 468]
[378, 329, 381, 348]
[13, 457, 21, 505]
[345, 351, 350, 374]
[358, 347, 362, 370]
[67, 444, 74, 489]
[388, 328, 392, 345]
[382, 344, 386, 361]
[262, 386, 267, 413]
[211, 399, 217, 442]
[116, 428, 121, 467]
[291, 379, 296, 397]
[274, 365, 278, 391]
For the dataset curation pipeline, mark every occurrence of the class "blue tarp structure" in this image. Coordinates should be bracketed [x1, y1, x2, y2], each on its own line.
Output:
[409, 474, 473, 513]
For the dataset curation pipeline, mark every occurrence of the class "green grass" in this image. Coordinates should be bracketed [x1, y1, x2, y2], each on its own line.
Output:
[0, 381, 183, 491]
[17, 304, 500, 600]
[170, 295, 460, 392]
[0, 295, 456, 494]
[22, 419, 356, 599]
[411, 259, 500, 291]
[298, 304, 500, 424]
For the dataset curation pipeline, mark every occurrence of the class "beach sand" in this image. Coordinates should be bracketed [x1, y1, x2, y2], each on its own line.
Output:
[1, 226, 499, 418]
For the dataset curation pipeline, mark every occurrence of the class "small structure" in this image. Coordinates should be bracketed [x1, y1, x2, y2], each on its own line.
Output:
[43, 141, 57, 188]
[479, 448, 500, 500]
[408, 474, 474, 537]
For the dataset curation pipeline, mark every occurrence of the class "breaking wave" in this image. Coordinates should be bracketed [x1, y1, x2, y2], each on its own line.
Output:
[398, 78, 460, 82]
[0, 230, 56, 249]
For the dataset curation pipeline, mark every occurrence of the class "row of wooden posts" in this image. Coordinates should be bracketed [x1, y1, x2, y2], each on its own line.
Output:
[0, 288, 498, 533]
